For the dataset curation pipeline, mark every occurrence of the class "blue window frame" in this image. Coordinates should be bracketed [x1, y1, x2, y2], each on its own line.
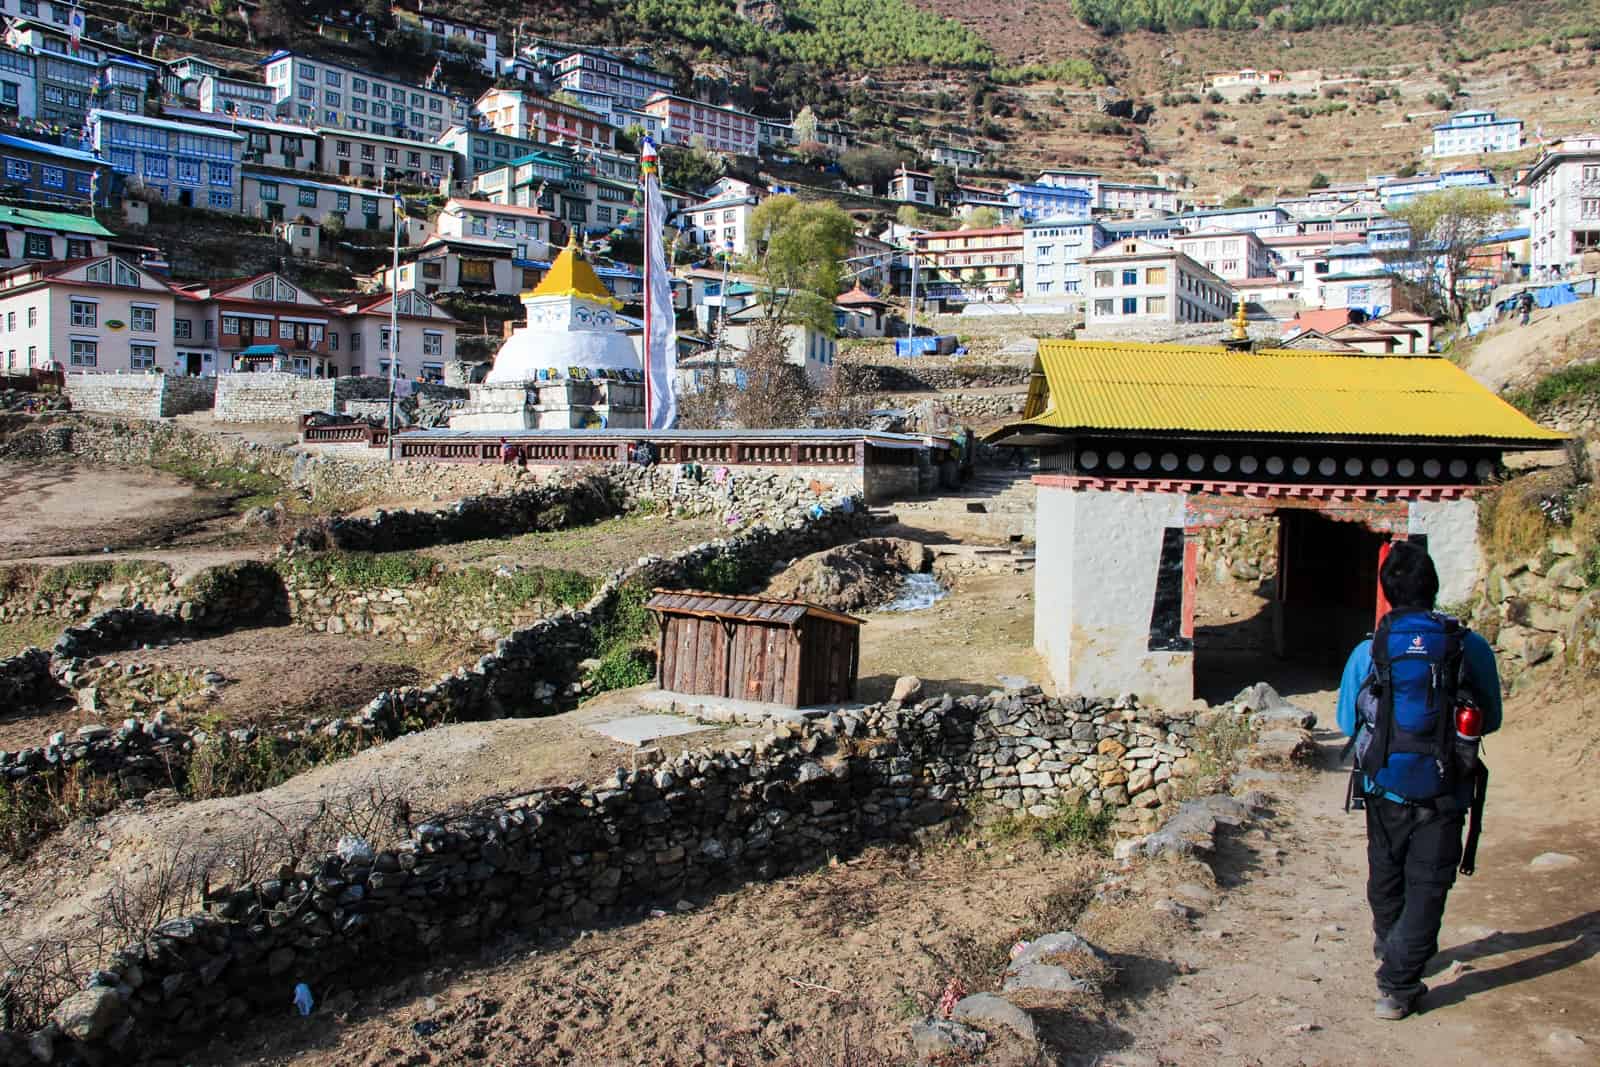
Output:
[1122, 297, 1138, 315]
[209, 162, 232, 186]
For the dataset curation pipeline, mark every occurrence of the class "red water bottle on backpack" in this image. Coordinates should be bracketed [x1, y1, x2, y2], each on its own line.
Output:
[1454, 700, 1482, 774]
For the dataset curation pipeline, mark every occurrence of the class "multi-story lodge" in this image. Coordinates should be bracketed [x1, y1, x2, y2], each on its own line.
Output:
[260, 50, 466, 141]
[1082, 238, 1234, 330]
[0, 133, 104, 206]
[474, 86, 617, 151]
[0, 254, 178, 374]
[912, 226, 1024, 304]
[317, 125, 453, 184]
[642, 92, 758, 156]
[1431, 109, 1523, 158]
[395, 5, 499, 74]
[89, 109, 245, 211]
[551, 49, 673, 111]
[1524, 135, 1600, 277]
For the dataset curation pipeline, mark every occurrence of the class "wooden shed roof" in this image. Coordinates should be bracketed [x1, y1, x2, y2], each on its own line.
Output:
[646, 589, 866, 629]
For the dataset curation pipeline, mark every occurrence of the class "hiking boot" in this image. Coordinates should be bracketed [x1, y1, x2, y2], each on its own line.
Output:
[1374, 986, 1426, 1021]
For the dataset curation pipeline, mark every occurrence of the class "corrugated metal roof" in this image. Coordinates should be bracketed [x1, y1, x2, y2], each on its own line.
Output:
[1010, 341, 1564, 444]
[646, 589, 865, 629]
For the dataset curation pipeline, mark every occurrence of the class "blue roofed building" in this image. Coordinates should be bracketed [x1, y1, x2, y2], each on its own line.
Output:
[0, 132, 105, 206]
[1431, 109, 1523, 158]
[89, 109, 244, 211]
[1005, 182, 1092, 224]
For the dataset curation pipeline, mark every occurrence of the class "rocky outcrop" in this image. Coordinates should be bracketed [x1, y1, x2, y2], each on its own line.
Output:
[760, 537, 934, 613]
[1474, 536, 1599, 677]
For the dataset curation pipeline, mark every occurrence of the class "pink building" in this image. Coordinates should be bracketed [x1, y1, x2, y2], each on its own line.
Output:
[642, 93, 758, 156]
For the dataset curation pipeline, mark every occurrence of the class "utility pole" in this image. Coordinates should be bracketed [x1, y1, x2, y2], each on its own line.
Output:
[907, 243, 919, 337]
[385, 168, 401, 462]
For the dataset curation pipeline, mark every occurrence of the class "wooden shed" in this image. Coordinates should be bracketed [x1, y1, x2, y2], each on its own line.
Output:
[646, 589, 865, 708]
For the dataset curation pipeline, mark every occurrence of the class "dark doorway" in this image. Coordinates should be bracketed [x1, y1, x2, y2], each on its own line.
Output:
[1192, 508, 1386, 704]
[183, 352, 202, 375]
[1275, 510, 1385, 668]
[177, 189, 193, 208]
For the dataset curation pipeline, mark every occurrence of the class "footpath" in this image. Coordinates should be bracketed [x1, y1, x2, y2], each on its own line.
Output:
[1107, 682, 1599, 1067]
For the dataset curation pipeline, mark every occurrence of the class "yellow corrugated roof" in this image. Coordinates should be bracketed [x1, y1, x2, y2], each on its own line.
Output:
[1013, 340, 1563, 444]
[528, 235, 621, 308]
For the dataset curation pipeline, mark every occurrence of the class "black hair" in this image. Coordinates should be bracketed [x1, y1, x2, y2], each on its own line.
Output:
[1380, 540, 1440, 611]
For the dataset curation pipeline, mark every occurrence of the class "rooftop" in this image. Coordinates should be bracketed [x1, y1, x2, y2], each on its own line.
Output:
[0, 206, 115, 237]
[994, 340, 1562, 446]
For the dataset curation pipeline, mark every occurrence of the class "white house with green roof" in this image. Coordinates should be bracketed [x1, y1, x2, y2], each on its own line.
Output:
[0, 205, 112, 268]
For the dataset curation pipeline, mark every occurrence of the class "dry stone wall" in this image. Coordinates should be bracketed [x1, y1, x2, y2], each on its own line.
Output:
[839, 360, 1031, 393]
[0, 647, 59, 709]
[64, 374, 216, 419]
[1472, 537, 1600, 677]
[0, 688, 1197, 1065]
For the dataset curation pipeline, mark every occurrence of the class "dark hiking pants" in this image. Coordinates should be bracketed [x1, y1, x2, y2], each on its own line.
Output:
[1366, 796, 1465, 999]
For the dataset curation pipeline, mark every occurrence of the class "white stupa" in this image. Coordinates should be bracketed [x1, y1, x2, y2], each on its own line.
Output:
[485, 233, 641, 384]
[452, 236, 645, 430]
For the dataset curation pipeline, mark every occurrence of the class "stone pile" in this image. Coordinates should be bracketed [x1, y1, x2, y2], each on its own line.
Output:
[0, 647, 60, 710]
[288, 471, 624, 553]
[50, 563, 288, 661]
[837, 360, 1031, 393]
[0, 681, 1203, 1065]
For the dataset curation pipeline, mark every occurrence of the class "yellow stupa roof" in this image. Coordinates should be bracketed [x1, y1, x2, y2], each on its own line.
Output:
[527, 234, 622, 308]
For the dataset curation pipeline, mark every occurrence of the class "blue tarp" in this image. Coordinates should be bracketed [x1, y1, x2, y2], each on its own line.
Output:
[894, 335, 958, 357]
[1499, 283, 1580, 314]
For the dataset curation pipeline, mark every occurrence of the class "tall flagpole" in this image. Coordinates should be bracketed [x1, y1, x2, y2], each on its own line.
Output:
[386, 170, 400, 462]
[641, 142, 655, 428]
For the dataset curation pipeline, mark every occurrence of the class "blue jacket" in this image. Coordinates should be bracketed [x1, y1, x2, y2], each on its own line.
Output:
[1337, 613, 1502, 805]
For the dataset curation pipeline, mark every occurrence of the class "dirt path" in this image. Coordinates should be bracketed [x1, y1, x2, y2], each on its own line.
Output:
[0, 462, 244, 560]
[1111, 678, 1600, 1067]
[1459, 295, 1600, 393]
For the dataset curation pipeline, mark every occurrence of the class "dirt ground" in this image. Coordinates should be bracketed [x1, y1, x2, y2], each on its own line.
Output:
[0, 462, 244, 560]
[196, 833, 1132, 1067]
[418, 513, 726, 575]
[1105, 672, 1600, 1067]
[0, 690, 756, 965]
[1460, 296, 1600, 395]
[0, 627, 473, 752]
[855, 567, 1045, 703]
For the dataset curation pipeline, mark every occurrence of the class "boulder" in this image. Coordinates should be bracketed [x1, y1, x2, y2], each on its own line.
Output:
[951, 993, 1037, 1044]
[909, 1018, 988, 1061]
[891, 675, 924, 704]
[51, 986, 126, 1042]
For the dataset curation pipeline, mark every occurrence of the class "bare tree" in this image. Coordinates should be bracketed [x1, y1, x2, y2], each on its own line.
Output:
[731, 320, 815, 429]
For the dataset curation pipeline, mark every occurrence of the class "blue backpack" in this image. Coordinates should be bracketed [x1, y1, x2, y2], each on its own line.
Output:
[1349, 611, 1466, 800]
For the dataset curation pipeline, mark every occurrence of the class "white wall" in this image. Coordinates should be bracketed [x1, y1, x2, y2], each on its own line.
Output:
[1035, 485, 1193, 706]
[1407, 497, 1482, 608]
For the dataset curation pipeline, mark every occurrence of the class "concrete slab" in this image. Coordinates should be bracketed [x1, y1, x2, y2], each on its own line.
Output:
[635, 689, 862, 726]
[588, 714, 715, 747]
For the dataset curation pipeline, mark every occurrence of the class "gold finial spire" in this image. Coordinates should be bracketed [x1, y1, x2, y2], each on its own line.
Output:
[1231, 295, 1249, 342]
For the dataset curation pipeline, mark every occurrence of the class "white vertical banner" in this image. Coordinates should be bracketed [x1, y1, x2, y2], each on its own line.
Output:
[641, 139, 677, 430]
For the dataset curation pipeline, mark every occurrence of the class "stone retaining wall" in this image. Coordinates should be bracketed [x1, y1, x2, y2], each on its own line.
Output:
[214, 374, 396, 424]
[0, 688, 1197, 1064]
[0, 647, 59, 709]
[839, 360, 1032, 392]
[1472, 537, 1599, 677]
[64, 374, 216, 419]
[0, 506, 872, 798]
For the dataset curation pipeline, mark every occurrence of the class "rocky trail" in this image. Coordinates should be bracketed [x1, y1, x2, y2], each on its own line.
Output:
[1110, 679, 1599, 1067]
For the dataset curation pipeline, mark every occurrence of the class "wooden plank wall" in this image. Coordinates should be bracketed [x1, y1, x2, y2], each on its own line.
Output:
[656, 612, 859, 707]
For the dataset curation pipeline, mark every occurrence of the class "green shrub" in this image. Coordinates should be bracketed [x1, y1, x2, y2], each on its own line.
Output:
[280, 551, 437, 589]
[986, 799, 1113, 854]
[1504, 361, 1600, 416]
[589, 647, 656, 691]
[1192, 711, 1254, 778]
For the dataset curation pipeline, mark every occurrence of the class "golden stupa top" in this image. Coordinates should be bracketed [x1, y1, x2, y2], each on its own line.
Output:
[527, 233, 622, 308]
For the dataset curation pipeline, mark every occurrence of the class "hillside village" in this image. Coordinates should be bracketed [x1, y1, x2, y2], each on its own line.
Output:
[0, 1, 1597, 1066]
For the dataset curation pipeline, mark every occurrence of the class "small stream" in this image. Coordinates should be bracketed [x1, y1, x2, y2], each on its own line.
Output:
[879, 572, 949, 612]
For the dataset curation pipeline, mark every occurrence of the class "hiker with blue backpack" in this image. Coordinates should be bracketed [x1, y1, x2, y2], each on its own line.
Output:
[1337, 541, 1501, 1021]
